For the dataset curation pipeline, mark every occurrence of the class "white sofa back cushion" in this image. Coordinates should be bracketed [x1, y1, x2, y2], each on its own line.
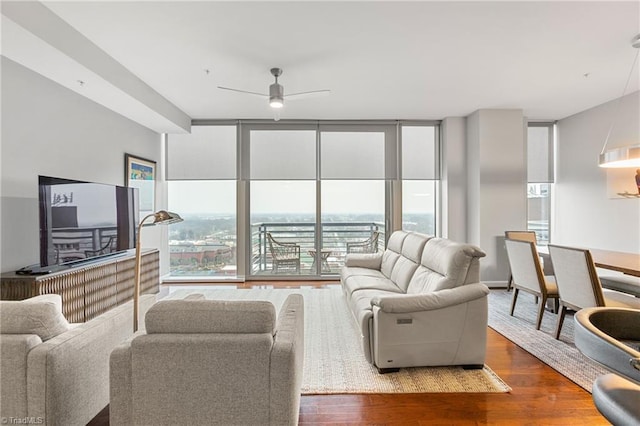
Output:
[145, 297, 277, 335]
[406, 238, 485, 294]
[380, 231, 408, 277]
[401, 233, 432, 263]
[388, 233, 431, 291]
[0, 294, 70, 341]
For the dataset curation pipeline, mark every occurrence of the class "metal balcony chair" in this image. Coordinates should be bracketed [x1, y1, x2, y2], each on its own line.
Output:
[346, 231, 380, 254]
[266, 232, 300, 273]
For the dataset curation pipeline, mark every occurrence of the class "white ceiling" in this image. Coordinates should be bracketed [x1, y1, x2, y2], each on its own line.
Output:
[3, 1, 640, 131]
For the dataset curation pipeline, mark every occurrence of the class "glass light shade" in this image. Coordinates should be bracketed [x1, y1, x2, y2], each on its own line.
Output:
[269, 82, 284, 108]
[598, 145, 640, 168]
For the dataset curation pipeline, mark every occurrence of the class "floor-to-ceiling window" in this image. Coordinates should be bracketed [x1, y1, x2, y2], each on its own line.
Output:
[319, 126, 391, 274]
[247, 127, 317, 276]
[166, 120, 440, 279]
[166, 125, 238, 277]
[527, 122, 555, 245]
[401, 125, 439, 235]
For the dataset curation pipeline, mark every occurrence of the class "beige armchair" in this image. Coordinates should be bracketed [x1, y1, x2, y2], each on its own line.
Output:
[267, 232, 301, 273]
[110, 293, 305, 426]
[0, 293, 155, 426]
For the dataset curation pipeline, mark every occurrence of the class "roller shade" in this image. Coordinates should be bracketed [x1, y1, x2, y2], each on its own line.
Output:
[320, 125, 396, 179]
[527, 125, 554, 183]
[249, 130, 316, 180]
[401, 126, 438, 179]
[167, 125, 236, 180]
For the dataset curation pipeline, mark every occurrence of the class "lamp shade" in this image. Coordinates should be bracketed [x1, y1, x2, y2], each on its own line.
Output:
[598, 35, 640, 168]
[150, 210, 183, 225]
[269, 82, 284, 108]
[599, 145, 640, 168]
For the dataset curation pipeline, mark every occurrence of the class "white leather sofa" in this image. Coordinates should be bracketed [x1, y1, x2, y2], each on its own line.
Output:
[0, 293, 155, 426]
[341, 230, 489, 372]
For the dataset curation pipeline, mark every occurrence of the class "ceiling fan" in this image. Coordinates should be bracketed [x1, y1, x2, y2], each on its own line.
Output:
[218, 67, 330, 115]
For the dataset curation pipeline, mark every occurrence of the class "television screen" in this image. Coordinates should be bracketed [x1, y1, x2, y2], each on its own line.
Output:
[38, 176, 139, 267]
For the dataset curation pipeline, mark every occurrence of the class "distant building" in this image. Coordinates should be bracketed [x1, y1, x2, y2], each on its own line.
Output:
[169, 241, 234, 268]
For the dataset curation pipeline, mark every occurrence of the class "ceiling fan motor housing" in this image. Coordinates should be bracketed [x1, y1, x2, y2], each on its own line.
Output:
[269, 83, 284, 107]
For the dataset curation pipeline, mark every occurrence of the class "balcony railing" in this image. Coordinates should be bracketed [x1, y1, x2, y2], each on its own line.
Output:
[252, 221, 385, 275]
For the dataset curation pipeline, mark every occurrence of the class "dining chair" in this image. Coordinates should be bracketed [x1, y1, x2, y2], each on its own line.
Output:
[547, 244, 640, 340]
[504, 231, 538, 292]
[505, 238, 560, 330]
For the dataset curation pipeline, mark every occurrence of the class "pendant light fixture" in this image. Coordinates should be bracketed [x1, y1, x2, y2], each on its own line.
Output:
[598, 34, 640, 168]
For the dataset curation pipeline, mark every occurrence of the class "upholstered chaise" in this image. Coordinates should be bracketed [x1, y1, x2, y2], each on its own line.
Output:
[110, 293, 304, 426]
[341, 230, 489, 372]
[0, 293, 155, 426]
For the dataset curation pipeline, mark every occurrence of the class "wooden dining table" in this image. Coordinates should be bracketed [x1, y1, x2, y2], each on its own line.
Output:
[537, 245, 640, 297]
[537, 246, 640, 277]
[586, 248, 640, 278]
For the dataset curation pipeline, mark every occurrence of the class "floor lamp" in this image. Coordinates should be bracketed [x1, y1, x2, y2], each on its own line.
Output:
[133, 210, 183, 332]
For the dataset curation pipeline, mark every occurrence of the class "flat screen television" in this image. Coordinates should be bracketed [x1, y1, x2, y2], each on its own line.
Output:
[38, 175, 139, 268]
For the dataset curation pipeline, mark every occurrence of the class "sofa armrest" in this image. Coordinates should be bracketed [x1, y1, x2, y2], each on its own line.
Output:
[270, 294, 305, 426]
[344, 252, 383, 269]
[109, 331, 145, 426]
[0, 334, 42, 419]
[371, 283, 489, 313]
[25, 294, 155, 425]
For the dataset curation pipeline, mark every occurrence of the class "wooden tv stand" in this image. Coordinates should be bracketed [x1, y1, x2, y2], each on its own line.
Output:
[0, 249, 159, 322]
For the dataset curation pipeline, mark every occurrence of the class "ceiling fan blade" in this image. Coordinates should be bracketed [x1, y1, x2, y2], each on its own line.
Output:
[285, 89, 331, 100]
[217, 86, 268, 98]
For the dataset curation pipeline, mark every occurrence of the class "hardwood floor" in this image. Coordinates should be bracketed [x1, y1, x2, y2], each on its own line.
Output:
[89, 282, 607, 425]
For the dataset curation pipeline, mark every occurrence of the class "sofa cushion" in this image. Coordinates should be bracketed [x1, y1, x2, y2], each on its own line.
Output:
[387, 230, 409, 253]
[343, 275, 403, 298]
[380, 251, 401, 278]
[389, 257, 420, 292]
[406, 265, 452, 293]
[400, 232, 431, 263]
[0, 294, 70, 341]
[342, 266, 386, 283]
[146, 298, 277, 334]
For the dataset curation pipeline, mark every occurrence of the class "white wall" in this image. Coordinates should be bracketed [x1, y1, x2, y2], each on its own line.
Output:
[554, 91, 640, 252]
[466, 109, 527, 283]
[441, 117, 467, 242]
[1, 57, 167, 273]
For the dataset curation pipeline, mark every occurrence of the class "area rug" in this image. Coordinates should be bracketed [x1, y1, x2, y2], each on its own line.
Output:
[166, 286, 511, 394]
[487, 289, 609, 392]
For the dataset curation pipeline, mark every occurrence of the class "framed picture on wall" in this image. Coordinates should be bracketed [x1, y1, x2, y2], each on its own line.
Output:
[125, 154, 156, 217]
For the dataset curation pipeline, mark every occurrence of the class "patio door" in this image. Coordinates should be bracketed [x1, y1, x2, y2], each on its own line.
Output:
[243, 123, 397, 278]
[244, 125, 318, 277]
[319, 126, 394, 274]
